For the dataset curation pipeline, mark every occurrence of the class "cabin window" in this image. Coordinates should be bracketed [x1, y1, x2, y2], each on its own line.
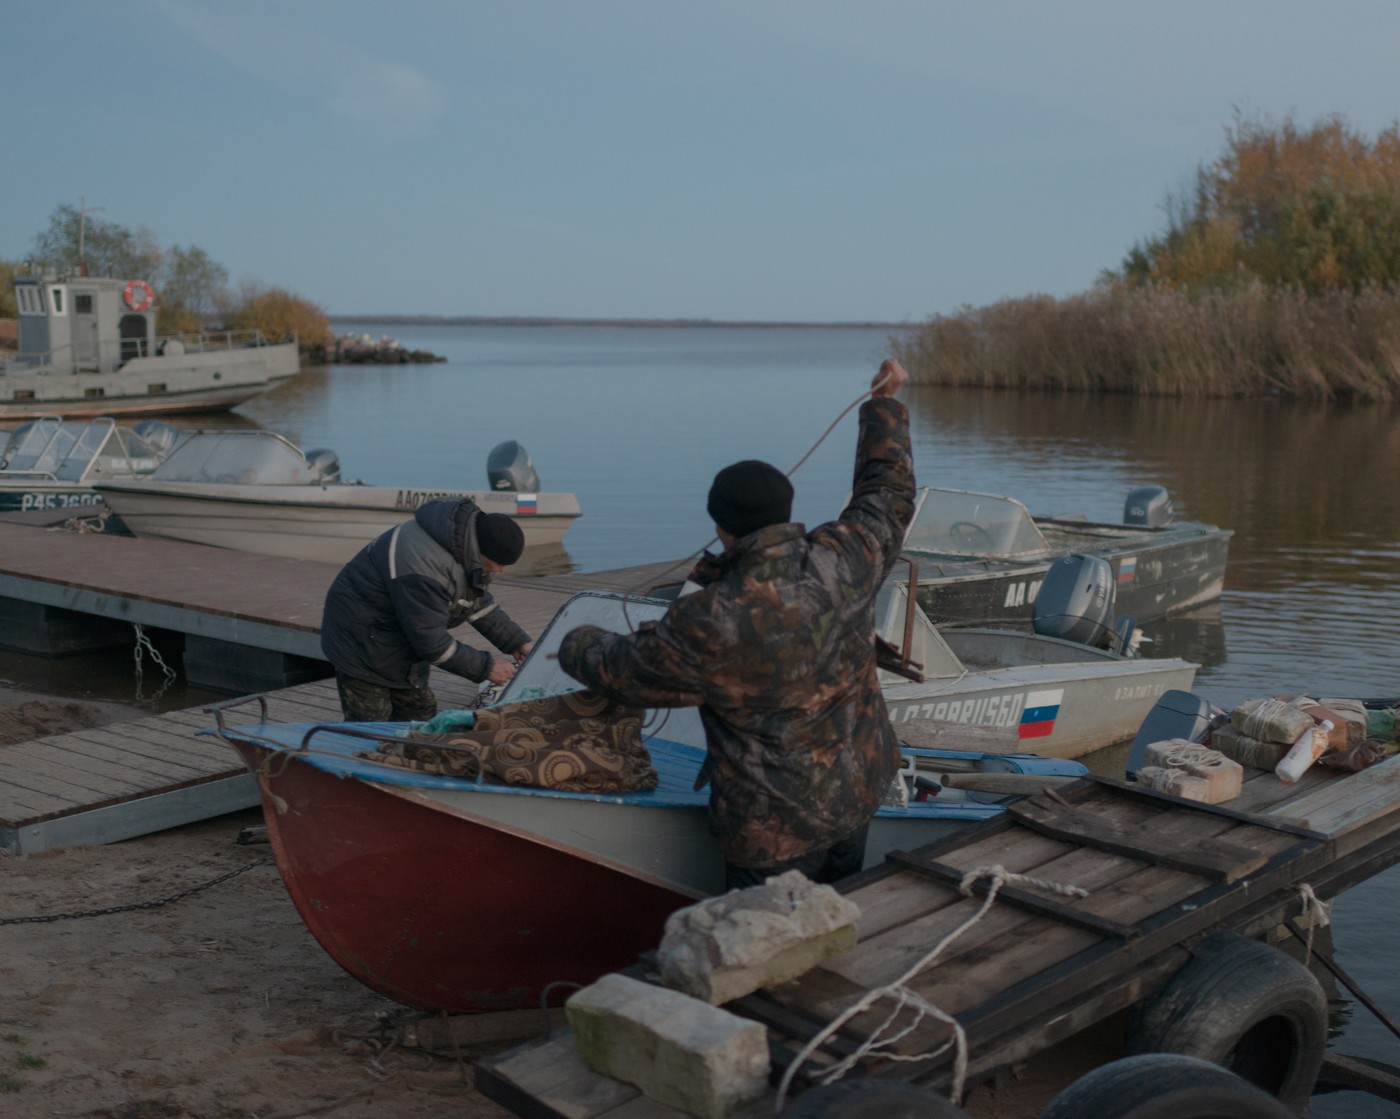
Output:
[12, 390, 36, 400]
[16, 287, 41, 315]
[84, 388, 105, 398]
[75, 294, 93, 314]
[50, 288, 66, 315]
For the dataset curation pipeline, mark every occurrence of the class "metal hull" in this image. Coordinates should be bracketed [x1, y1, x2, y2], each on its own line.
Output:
[912, 520, 1232, 626]
[0, 483, 107, 514]
[0, 343, 300, 420]
[885, 627, 1199, 760]
[95, 482, 580, 562]
[220, 726, 1008, 1014]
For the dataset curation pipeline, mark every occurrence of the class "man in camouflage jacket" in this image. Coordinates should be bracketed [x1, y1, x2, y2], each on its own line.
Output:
[558, 359, 915, 888]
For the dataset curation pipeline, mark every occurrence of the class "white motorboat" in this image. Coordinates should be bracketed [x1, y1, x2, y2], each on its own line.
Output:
[0, 414, 183, 514]
[1, 273, 299, 419]
[96, 430, 581, 563]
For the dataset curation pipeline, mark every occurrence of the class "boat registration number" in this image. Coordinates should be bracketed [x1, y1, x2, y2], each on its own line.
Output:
[15, 491, 105, 512]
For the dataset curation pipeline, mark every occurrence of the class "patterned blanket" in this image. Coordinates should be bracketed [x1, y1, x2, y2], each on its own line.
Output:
[364, 689, 658, 793]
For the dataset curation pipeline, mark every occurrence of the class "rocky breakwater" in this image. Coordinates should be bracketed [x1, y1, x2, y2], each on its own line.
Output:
[330, 331, 445, 364]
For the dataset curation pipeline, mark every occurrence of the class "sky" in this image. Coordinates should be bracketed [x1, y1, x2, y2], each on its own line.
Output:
[4, 1, 1399, 323]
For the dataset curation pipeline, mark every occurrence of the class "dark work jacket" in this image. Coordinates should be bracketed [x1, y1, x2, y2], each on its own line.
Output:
[558, 396, 915, 868]
[320, 497, 530, 690]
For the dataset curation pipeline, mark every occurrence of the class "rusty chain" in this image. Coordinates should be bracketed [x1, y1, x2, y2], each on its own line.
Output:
[0, 854, 271, 925]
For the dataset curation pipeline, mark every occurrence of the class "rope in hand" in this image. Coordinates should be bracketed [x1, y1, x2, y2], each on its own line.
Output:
[773, 863, 1090, 1113]
[623, 364, 898, 611]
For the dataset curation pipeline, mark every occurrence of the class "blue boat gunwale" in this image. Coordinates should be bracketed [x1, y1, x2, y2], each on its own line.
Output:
[202, 720, 1010, 821]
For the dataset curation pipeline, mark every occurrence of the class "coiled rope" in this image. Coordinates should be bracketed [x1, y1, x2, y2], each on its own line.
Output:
[774, 863, 1090, 1112]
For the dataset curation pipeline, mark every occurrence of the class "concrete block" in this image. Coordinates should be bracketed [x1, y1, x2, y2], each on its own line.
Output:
[657, 869, 861, 1005]
[1144, 740, 1243, 802]
[566, 973, 769, 1119]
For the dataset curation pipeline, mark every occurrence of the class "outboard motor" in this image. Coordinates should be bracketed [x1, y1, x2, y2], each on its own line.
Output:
[1033, 553, 1139, 655]
[487, 440, 540, 492]
[304, 448, 341, 483]
[1123, 485, 1173, 527]
[130, 419, 183, 458]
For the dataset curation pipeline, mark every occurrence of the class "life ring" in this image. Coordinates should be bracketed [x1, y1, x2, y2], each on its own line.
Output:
[1124, 932, 1327, 1111]
[123, 279, 154, 312]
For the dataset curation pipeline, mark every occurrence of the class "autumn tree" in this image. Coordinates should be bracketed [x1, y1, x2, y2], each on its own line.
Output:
[1117, 112, 1400, 294]
[223, 281, 330, 351]
[158, 245, 229, 334]
[30, 203, 164, 280]
[0, 256, 17, 319]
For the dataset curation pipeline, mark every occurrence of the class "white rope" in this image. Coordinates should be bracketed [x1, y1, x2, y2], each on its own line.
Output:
[773, 864, 1090, 1113]
[1295, 882, 1331, 966]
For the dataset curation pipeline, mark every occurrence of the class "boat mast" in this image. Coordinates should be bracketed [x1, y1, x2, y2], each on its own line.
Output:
[76, 196, 104, 277]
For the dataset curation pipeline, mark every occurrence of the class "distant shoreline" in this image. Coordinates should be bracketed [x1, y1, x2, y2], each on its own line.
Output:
[327, 314, 915, 330]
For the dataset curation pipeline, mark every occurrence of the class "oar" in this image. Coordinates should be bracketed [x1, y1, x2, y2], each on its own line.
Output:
[940, 772, 1080, 794]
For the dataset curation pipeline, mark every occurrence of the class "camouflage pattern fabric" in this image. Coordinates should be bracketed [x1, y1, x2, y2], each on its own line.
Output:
[558, 396, 915, 868]
[336, 669, 437, 723]
[364, 689, 658, 794]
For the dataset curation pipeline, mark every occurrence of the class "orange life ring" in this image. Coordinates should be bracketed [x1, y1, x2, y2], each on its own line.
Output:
[123, 279, 154, 312]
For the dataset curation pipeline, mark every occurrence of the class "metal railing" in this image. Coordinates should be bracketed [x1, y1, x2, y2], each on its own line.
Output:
[0, 328, 285, 375]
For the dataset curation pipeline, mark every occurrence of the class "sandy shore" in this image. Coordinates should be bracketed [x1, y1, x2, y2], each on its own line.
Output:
[0, 696, 519, 1119]
[0, 696, 1079, 1119]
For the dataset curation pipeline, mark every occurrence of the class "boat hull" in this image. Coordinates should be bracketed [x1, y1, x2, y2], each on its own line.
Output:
[884, 648, 1199, 760]
[0, 343, 299, 420]
[222, 725, 999, 1014]
[913, 522, 1233, 627]
[96, 482, 580, 561]
[0, 483, 106, 514]
[234, 739, 695, 1013]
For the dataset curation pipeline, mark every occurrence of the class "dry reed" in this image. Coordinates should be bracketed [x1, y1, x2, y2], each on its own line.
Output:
[892, 282, 1400, 402]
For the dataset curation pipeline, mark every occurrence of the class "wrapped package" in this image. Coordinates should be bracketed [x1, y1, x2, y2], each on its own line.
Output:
[1211, 725, 1289, 770]
[1231, 697, 1317, 745]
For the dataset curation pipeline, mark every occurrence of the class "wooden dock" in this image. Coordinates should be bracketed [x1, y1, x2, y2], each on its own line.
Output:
[476, 756, 1400, 1117]
[0, 513, 688, 854]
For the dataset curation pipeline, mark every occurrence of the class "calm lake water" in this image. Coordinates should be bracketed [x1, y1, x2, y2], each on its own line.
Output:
[9, 322, 1400, 1112]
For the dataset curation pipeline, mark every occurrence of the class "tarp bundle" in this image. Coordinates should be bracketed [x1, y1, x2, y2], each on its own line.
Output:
[365, 689, 659, 793]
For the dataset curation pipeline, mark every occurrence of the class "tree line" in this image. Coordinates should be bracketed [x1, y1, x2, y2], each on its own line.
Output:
[0, 205, 330, 353]
[893, 113, 1400, 401]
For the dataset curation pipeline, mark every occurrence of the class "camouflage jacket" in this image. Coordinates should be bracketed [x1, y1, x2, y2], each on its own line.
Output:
[558, 396, 915, 868]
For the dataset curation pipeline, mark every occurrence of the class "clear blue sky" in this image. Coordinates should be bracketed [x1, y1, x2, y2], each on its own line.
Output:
[5, 1, 1398, 322]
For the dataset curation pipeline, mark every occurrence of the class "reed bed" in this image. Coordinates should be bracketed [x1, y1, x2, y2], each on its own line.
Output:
[892, 282, 1400, 402]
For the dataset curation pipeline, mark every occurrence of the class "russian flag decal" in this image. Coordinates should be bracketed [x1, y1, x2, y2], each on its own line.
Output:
[1118, 556, 1137, 584]
[516, 493, 538, 515]
[1018, 688, 1065, 739]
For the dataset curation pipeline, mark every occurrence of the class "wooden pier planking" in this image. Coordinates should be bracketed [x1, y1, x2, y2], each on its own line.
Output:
[0, 516, 691, 854]
[477, 760, 1400, 1119]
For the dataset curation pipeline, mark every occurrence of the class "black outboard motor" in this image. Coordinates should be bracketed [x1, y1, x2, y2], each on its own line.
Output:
[1033, 554, 1138, 655]
[487, 440, 540, 492]
[304, 448, 341, 483]
[1123, 485, 1173, 527]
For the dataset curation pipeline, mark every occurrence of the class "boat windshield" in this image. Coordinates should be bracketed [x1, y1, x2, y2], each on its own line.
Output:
[902, 487, 1050, 558]
[874, 582, 965, 682]
[0, 417, 163, 482]
[147, 431, 322, 484]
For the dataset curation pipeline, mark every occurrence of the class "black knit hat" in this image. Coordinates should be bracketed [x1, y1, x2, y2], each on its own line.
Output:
[707, 460, 794, 538]
[476, 512, 525, 565]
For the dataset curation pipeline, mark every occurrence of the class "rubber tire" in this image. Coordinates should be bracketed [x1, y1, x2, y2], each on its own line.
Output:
[1038, 1053, 1295, 1119]
[1125, 932, 1327, 1112]
[781, 1079, 972, 1119]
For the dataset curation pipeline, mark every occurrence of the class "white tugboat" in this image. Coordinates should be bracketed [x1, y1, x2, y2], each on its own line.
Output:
[0, 272, 299, 419]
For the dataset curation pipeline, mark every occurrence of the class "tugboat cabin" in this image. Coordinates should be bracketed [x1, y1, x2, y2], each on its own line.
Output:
[12, 273, 157, 375]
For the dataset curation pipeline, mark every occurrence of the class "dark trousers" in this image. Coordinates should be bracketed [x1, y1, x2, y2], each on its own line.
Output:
[335, 672, 438, 723]
[723, 826, 870, 892]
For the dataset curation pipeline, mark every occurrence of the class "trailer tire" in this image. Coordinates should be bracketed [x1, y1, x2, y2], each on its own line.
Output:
[782, 1079, 971, 1119]
[1038, 1054, 1294, 1119]
[1125, 932, 1327, 1111]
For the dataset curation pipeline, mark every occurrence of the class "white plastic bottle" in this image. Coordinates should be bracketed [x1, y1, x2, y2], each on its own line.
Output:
[1275, 721, 1333, 784]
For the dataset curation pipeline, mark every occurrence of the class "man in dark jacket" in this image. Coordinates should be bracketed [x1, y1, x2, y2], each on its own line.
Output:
[321, 497, 534, 722]
[558, 359, 915, 888]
